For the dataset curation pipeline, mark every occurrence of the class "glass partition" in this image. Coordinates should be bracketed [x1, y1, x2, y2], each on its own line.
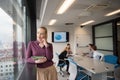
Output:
[0, 0, 26, 80]
[117, 21, 120, 63]
[94, 23, 113, 55]
[95, 38, 113, 50]
[95, 23, 112, 37]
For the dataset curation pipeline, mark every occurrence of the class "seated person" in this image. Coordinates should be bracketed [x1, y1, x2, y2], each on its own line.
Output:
[87, 44, 94, 58]
[89, 44, 104, 61]
[58, 43, 72, 74]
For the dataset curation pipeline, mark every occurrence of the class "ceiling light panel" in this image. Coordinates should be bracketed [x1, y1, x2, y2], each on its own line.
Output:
[57, 0, 75, 14]
[48, 19, 57, 25]
[81, 20, 95, 26]
[105, 9, 120, 16]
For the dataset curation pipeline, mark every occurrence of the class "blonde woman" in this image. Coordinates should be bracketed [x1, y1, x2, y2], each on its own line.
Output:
[58, 43, 72, 74]
[26, 27, 58, 80]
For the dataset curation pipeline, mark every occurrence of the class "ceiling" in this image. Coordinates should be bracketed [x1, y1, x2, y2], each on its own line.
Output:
[37, 0, 120, 27]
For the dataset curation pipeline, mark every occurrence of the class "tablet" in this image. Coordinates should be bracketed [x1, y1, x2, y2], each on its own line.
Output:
[32, 56, 44, 60]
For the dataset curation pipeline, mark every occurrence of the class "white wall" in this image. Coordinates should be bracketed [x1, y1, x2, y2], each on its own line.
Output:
[74, 25, 93, 54]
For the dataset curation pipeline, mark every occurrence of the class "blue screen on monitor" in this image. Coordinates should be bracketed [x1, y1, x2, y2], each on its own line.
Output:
[52, 32, 69, 42]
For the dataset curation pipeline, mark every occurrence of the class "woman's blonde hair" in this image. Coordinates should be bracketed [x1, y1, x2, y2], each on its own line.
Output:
[38, 26, 47, 34]
[37, 26, 48, 39]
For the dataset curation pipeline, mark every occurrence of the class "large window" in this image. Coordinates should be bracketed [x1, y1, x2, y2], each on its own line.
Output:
[0, 0, 26, 80]
[117, 21, 120, 63]
[93, 23, 113, 55]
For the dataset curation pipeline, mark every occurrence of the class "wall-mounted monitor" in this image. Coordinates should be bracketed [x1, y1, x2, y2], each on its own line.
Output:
[52, 32, 69, 43]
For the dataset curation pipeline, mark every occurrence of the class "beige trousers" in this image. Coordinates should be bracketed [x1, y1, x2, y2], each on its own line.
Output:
[37, 65, 58, 80]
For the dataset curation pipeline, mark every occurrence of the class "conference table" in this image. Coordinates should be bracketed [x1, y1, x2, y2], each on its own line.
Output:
[73, 54, 114, 80]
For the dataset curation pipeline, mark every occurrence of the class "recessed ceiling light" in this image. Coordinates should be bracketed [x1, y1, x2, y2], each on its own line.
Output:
[117, 23, 120, 26]
[48, 19, 57, 25]
[81, 20, 95, 26]
[57, 0, 75, 14]
[105, 9, 120, 16]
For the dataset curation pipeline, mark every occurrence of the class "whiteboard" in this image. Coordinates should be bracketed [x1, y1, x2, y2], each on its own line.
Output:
[75, 34, 92, 47]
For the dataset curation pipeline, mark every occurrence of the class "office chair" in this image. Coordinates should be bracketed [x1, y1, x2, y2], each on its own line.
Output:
[67, 57, 89, 80]
[55, 53, 67, 77]
[104, 55, 119, 80]
[104, 55, 118, 68]
[75, 66, 90, 80]
[67, 57, 77, 80]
